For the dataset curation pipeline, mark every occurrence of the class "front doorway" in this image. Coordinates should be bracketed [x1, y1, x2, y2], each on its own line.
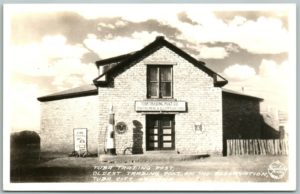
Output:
[146, 115, 175, 151]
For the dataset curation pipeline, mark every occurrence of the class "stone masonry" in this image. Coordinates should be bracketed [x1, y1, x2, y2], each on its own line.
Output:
[38, 38, 265, 156]
[97, 46, 223, 155]
[40, 95, 99, 154]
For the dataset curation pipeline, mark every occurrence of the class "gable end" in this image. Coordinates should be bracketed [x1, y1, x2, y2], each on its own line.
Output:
[93, 36, 228, 87]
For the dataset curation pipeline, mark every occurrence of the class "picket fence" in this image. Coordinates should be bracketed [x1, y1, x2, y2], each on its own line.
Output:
[226, 139, 288, 156]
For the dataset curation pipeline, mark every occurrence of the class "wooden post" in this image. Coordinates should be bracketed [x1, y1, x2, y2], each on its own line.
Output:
[227, 140, 230, 156]
[241, 140, 244, 155]
[246, 139, 248, 155]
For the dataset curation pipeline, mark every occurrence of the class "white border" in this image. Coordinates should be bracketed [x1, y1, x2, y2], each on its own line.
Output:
[3, 4, 12, 191]
[2, 182, 297, 191]
[3, 3, 297, 191]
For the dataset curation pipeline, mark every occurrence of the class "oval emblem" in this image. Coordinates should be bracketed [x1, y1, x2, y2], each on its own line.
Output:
[115, 122, 127, 134]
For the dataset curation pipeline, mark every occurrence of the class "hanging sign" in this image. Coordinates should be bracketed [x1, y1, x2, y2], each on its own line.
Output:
[135, 100, 186, 112]
[74, 128, 87, 152]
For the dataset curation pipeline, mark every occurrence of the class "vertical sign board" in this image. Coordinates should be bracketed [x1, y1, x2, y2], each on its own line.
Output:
[74, 128, 87, 153]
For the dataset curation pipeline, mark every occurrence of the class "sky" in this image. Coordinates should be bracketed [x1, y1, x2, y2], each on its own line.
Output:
[5, 4, 294, 132]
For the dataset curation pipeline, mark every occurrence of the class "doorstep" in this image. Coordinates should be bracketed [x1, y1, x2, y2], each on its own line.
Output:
[99, 153, 209, 163]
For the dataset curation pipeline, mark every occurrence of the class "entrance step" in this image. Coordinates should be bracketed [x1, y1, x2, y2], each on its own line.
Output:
[144, 150, 178, 155]
[99, 153, 209, 163]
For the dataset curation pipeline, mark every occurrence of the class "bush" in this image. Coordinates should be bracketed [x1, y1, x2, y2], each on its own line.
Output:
[68, 151, 97, 158]
[11, 130, 41, 161]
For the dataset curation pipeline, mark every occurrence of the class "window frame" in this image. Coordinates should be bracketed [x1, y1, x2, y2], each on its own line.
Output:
[147, 65, 173, 99]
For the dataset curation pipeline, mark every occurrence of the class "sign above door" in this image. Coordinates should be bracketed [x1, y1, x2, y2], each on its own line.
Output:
[135, 100, 187, 112]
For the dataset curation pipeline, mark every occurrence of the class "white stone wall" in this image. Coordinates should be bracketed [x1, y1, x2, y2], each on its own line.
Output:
[40, 95, 99, 154]
[98, 46, 223, 155]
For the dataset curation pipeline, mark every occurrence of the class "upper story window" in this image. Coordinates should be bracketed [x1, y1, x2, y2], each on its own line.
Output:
[147, 65, 173, 98]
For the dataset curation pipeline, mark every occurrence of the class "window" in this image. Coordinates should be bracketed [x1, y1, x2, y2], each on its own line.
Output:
[147, 65, 173, 98]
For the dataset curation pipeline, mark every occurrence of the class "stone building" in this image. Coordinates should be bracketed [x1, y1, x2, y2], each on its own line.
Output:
[38, 36, 264, 156]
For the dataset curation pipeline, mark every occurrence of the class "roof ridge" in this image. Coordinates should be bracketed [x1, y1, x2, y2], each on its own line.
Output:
[93, 36, 227, 87]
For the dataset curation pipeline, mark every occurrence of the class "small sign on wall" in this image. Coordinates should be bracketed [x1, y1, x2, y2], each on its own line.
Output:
[194, 122, 203, 133]
[115, 122, 128, 134]
[74, 128, 87, 153]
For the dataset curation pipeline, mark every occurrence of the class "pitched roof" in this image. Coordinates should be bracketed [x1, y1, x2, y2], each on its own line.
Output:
[95, 51, 137, 67]
[93, 36, 228, 87]
[38, 85, 263, 102]
[37, 84, 98, 102]
[222, 88, 263, 101]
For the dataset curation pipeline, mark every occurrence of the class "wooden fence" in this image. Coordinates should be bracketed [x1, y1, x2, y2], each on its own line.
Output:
[226, 139, 288, 156]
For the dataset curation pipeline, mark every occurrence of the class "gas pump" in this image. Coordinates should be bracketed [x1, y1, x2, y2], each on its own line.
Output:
[105, 105, 116, 155]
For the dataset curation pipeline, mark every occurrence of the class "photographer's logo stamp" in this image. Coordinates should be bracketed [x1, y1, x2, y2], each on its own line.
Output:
[268, 160, 287, 180]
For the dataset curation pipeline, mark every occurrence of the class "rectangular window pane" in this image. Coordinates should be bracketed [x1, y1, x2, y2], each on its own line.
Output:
[163, 129, 172, 134]
[160, 67, 171, 81]
[161, 82, 171, 97]
[149, 128, 158, 134]
[153, 120, 158, 127]
[149, 135, 158, 141]
[150, 82, 158, 97]
[161, 118, 171, 127]
[163, 136, 172, 141]
[149, 67, 158, 81]
[163, 142, 172, 148]
[149, 142, 158, 148]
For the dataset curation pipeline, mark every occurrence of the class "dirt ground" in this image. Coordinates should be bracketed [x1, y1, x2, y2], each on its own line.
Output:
[10, 155, 288, 183]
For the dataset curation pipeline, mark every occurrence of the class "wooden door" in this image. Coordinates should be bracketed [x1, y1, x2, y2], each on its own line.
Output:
[146, 115, 175, 150]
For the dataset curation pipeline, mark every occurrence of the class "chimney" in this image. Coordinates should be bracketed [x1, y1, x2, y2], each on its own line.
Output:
[156, 36, 165, 40]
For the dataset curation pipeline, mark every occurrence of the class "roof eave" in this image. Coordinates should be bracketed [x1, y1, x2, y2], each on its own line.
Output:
[93, 37, 163, 83]
[222, 90, 264, 101]
[37, 90, 98, 102]
[93, 79, 109, 87]
[214, 80, 228, 87]
[95, 53, 134, 67]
